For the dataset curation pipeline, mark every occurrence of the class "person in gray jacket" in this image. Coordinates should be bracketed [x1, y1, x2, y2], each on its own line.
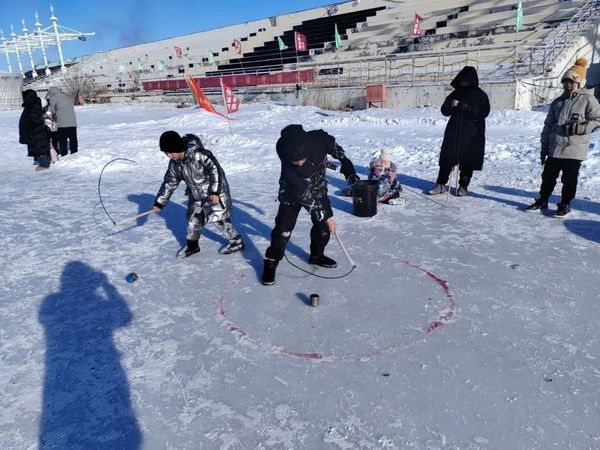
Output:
[526, 58, 600, 216]
[152, 131, 244, 257]
[47, 86, 78, 156]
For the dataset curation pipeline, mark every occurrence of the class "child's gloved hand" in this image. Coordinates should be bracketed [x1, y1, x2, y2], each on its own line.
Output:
[209, 194, 220, 204]
[346, 174, 360, 185]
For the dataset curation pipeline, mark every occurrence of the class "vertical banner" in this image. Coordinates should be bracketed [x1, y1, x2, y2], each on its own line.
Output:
[221, 80, 240, 114]
[516, 0, 523, 32]
[174, 46, 182, 58]
[277, 37, 288, 51]
[157, 59, 165, 71]
[233, 39, 242, 55]
[334, 24, 342, 49]
[294, 32, 308, 51]
[208, 50, 215, 64]
[412, 13, 423, 36]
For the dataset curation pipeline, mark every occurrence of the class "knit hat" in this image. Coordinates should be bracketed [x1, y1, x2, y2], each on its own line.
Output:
[561, 58, 588, 87]
[276, 124, 309, 162]
[159, 130, 185, 153]
[380, 149, 392, 161]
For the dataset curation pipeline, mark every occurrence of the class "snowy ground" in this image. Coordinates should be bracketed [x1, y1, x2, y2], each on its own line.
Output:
[1, 101, 599, 449]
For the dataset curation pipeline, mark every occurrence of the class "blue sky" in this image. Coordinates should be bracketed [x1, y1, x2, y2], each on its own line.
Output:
[0, 0, 335, 70]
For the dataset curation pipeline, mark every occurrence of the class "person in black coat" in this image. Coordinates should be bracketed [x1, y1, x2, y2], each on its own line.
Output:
[19, 89, 51, 171]
[429, 66, 490, 196]
[262, 124, 359, 285]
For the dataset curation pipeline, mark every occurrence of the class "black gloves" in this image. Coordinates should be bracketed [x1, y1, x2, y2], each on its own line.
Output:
[540, 147, 548, 166]
[346, 174, 360, 185]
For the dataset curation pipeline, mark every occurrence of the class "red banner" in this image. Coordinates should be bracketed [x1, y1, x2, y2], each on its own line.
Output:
[412, 13, 423, 36]
[174, 46, 182, 58]
[294, 32, 308, 51]
[220, 79, 240, 114]
[233, 39, 242, 55]
[185, 75, 228, 119]
[142, 69, 315, 92]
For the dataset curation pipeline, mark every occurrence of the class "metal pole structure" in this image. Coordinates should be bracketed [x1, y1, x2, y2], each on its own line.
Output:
[21, 19, 37, 78]
[1, 29, 13, 73]
[35, 12, 51, 76]
[10, 25, 24, 78]
[50, 5, 67, 73]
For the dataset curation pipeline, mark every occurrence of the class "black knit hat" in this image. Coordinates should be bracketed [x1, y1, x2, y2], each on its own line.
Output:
[276, 124, 309, 162]
[159, 130, 185, 153]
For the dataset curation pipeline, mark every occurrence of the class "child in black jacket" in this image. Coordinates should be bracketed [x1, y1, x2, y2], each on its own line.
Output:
[262, 124, 359, 285]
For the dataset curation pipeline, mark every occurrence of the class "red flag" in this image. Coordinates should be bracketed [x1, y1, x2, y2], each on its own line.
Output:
[233, 39, 242, 55]
[412, 13, 423, 36]
[294, 31, 308, 51]
[185, 75, 228, 119]
[174, 46, 182, 58]
[220, 79, 240, 114]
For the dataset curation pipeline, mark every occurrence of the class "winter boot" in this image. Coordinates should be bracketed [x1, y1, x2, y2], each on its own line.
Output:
[262, 258, 278, 285]
[221, 236, 245, 254]
[457, 185, 468, 197]
[525, 199, 548, 211]
[183, 240, 200, 257]
[555, 203, 571, 217]
[428, 184, 446, 195]
[308, 254, 337, 268]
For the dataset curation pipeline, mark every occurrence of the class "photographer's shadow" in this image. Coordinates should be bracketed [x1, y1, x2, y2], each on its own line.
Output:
[38, 261, 141, 449]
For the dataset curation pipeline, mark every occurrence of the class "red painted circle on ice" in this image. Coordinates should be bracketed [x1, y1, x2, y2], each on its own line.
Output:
[218, 261, 455, 361]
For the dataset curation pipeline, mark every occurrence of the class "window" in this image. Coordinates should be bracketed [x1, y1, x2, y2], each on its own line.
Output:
[188, 63, 194, 68]
[178, 68, 185, 73]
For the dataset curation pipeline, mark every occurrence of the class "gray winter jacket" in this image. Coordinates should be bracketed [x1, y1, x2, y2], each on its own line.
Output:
[541, 89, 600, 161]
[47, 87, 77, 128]
[154, 134, 232, 223]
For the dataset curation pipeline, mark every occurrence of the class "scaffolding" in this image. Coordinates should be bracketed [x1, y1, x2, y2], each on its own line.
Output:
[0, 4, 94, 78]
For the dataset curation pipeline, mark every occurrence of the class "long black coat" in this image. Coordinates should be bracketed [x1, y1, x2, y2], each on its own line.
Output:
[439, 66, 490, 170]
[19, 89, 50, 158]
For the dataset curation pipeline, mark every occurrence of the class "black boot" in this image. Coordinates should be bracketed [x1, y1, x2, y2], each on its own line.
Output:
[525, 199, 548, 211]
[555, 203, 571, 217]
[308, 254, 337, 268]
[221, 236, 245, 254]
[184, 240, 200, 257]
[262, 258, 278, 285]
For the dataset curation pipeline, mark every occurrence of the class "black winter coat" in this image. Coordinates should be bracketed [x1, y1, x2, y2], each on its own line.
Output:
[276, 127, 356, 222]
[439, 66, 490, 170]
[19, 89, 50, 158]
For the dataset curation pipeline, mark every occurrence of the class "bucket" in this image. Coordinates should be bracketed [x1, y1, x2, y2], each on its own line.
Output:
[351, 180, 378, 217]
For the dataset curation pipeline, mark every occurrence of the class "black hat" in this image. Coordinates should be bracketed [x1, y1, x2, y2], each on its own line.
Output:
[159, 130, 185, 153]
[276, 124, 308, 162]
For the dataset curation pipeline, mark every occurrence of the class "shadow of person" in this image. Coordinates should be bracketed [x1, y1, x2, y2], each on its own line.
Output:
[563, 219, 600, 244]
[126, 193, 228, 248]
[231, 199, 310, 280]
[38, 261, 141, 449]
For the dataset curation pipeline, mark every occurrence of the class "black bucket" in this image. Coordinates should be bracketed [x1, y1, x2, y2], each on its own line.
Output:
[351, 180, 378, 217]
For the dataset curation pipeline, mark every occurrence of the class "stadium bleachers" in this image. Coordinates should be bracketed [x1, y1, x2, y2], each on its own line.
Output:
[2, 0, 595, 109]
[0, 74, 23, 110]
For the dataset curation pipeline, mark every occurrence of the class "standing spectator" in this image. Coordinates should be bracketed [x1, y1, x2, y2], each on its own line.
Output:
[526, 58, 600, 216]
[262, 124, 359, 286]
[43, 98, 59, 156]
[429, 66, 490, 197]
[19, 89, 51, 172]
[47, 87, 78, 156]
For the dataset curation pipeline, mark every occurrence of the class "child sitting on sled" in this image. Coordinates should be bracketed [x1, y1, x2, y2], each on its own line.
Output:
[368, 149, 403, 204]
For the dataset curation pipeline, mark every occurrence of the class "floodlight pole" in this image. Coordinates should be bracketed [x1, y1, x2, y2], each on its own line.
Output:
[10, 24, 24, 78]
[35, 11, 51, 76]
[21, 19, 37, 78]
[0, 29, 12, 73]
[50, 4, 66, 73]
